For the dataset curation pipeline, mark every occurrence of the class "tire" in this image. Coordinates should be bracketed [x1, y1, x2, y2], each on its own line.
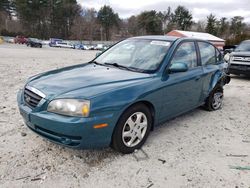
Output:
[112, 104, 152, 154]
[204, 86, 224, 111]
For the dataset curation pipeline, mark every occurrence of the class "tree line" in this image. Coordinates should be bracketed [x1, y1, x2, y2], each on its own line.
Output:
[0, 1, 249, 45]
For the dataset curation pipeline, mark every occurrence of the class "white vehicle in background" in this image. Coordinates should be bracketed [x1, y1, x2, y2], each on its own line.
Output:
[4, 37, 15, 43]
[94, 44, 104, 50]
[74, 44, 91, 50]
[83, 45, 92, 50]
[55, 41, 75, 49]
[42, 40, 50, 45]
[88, 45, 95, 50]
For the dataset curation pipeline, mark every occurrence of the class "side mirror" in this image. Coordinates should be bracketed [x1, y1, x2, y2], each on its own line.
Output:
[96, 52, 102, 57]
[169, 63, 188, 73]
[224, 53, 230, 62]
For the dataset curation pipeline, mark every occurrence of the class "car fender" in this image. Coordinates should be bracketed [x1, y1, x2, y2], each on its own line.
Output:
[208, 70, 224, 93]
[90, 79, 162, 131]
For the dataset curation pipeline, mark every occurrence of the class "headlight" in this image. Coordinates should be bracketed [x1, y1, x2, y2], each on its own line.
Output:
[224, 53, 230, 62]
[47, 99, 90, 117]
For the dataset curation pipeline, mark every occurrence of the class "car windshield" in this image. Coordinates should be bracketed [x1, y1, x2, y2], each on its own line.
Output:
[94, 39, 172, 73]
[235, 41, 250, 52]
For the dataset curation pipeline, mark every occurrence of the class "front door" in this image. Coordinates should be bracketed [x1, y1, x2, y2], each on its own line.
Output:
[159, 41, 204, 121]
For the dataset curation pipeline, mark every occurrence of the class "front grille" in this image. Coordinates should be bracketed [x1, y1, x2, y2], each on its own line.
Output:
[232, 56, 250, 62]
[24, 87, 43, 108]
[230, 64, 250, 70]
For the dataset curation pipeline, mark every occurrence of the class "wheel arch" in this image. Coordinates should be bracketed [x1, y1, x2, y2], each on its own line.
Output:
[110, 100, 156, 150]
[134, 100, 156, 131]
[117, 100, 156, 132]
[204, 84, 224, 111]
[209, 70, 224, 93]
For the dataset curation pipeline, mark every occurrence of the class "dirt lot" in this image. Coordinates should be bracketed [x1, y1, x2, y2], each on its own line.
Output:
[0, 43, 250, 187]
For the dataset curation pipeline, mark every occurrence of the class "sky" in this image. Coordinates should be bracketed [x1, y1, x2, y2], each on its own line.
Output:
[78, 0, 250, 23]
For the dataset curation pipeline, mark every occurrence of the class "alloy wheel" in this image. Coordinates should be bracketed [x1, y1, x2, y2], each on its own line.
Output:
[212, 92, 223, 110]
[122, 112, 148, 147]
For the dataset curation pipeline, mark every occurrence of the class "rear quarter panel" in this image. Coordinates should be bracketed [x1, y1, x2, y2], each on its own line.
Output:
[201, 62, 226, 101]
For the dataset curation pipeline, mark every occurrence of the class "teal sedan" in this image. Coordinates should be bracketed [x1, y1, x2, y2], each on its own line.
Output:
[17, 36, 230, 154]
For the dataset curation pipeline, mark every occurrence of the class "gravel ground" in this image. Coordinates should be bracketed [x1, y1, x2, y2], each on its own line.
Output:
[0, 43, 250, 188]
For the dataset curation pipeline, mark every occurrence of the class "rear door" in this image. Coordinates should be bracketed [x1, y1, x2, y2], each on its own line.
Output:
[197, 42, 224, 101]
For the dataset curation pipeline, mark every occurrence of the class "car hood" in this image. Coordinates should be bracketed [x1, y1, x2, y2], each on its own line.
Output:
[27, 63, 152, 99]
[231, 51, 250, 57]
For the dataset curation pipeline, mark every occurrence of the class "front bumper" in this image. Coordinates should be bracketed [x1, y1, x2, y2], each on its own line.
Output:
[229, 64, 250, 76]
[17, 90, 116, 149]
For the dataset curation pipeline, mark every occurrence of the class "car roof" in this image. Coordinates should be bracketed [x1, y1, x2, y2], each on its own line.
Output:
[130, 35, 212, 43]
[131, 35, 179, 41]
[241, 40, 250, 43]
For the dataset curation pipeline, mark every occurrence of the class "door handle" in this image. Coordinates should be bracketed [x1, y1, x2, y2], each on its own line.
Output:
[195, 76, 201, 81]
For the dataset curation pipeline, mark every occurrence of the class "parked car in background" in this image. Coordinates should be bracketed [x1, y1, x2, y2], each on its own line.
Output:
[55, 41, 75, 49]
[49, 38, 63, 47]
[223, 45, 237, 55]
[88, 45, 95, 50]
[85, 45, 91, 50]
[42, 40, 50, 46]
[103, 44, 111, 50]
[94, 44, 104, 50]
[75, 43, 90, 50]
[225, 40, 250, 76]
[92, 44, 112, 51]
[17, 36, 230, 154]
[3, 36, 14, 43]
[14, 36, 28, 44]
[75, 43, 84, 50]
[26, 38, 42, 48]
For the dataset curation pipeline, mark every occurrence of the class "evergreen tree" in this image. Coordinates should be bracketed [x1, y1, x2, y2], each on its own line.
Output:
[137, 10, 163, 35]
[97, 5, 120, 41]
[172, 6, 193, 30]
[230, 16, 245, 36]
[206, 14, 217, 35]
[14, 0, 80, 39]
[218, 17, 229, 38]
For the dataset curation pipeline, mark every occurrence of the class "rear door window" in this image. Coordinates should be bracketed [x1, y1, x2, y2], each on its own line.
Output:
[198, 42, 216, 65]
[216, 48, 223, 62]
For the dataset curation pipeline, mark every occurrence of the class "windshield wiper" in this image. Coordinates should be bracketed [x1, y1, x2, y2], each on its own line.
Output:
[104, 62, 140, 72]
[89, 61, 105, 66]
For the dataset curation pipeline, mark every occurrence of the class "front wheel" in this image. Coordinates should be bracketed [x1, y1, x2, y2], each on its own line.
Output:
[204, 86, 224, 111]
[112, 104, 152, 154]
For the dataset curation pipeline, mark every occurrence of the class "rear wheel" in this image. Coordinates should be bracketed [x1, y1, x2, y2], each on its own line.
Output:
[204, 86, 223, 111]
[112, 104, 152, 154]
